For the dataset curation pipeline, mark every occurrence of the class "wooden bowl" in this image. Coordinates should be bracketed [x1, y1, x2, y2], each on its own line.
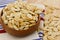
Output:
[0, 10, 40, 37]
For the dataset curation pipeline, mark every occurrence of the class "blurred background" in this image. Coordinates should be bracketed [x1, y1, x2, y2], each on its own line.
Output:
[0, 0, 16, 6]
[0, 0, 44, 6]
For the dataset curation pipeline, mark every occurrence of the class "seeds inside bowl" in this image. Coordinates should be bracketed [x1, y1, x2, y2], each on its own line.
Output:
[1, 1, 42, 30]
